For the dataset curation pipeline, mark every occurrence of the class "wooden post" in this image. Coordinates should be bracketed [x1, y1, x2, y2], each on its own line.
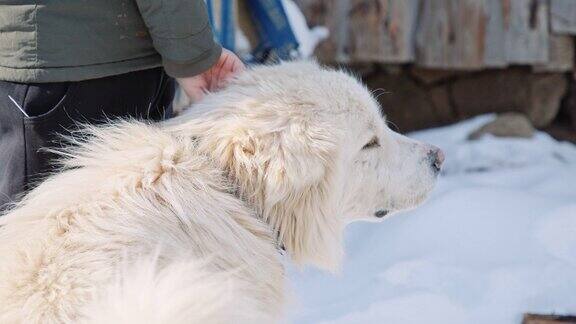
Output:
[415, 0, 489, 69]
[504, 0, 549, 64]
[345, 0, 419, 63]
[550, 0, 576, 35]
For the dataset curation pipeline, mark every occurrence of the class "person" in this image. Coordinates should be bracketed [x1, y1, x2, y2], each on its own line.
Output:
[0, 1, 245, 210]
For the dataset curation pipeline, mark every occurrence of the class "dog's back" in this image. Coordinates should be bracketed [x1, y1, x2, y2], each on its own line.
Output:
[0, 121, 282, 323]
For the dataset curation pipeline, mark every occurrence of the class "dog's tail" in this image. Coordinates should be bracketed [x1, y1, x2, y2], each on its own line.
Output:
[82, 256, 269, 324]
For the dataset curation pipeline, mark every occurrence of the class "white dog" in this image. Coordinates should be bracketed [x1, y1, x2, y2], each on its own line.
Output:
[0, 61, 443, 324]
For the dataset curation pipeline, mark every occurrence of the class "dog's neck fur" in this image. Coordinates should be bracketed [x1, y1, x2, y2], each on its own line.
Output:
[167, 107, 344, 272]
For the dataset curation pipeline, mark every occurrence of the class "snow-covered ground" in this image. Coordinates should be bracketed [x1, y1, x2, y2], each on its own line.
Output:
[288, 115, 576, 324]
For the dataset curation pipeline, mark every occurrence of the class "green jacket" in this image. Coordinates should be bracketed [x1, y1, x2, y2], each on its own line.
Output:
[0, 0, 221, 82]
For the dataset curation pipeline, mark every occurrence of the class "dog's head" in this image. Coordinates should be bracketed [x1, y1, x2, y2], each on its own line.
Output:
[171, 61, 443, 271]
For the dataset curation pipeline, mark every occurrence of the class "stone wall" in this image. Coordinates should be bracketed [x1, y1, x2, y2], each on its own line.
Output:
[361, 65, 569, 132]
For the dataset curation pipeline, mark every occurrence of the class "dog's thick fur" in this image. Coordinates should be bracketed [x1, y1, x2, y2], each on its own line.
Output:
[0, 61, 440, 323]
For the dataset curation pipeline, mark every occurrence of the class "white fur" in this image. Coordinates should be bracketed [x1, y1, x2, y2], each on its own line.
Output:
[82, 254, 265, 324]
[0, 61, 439, 323]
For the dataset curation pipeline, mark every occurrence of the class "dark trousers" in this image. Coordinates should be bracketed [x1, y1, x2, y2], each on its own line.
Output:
[0, 68, 175, 210]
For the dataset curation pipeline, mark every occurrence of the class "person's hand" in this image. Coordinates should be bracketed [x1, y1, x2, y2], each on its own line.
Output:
[177, 48, 245, 102]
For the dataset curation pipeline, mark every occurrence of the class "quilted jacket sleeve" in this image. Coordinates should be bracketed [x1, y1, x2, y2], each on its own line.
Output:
[134, 0, 222, 77]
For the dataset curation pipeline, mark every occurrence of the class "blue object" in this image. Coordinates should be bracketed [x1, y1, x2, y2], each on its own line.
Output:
[245, 0, 299, 63]
[206, 0, 299, 63]
[206, 0, 235, 51]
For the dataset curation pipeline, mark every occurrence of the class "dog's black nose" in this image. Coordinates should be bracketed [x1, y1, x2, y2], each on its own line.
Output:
[428, 147, 445, 173]
[374, 210, 389, 218]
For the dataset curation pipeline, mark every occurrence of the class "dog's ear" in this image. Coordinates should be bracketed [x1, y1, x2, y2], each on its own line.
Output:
[192, 114, 344, 272]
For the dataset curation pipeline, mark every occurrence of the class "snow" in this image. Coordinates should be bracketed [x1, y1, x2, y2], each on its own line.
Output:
[287, 115, 576, 324]
[282, 0, 329, 58]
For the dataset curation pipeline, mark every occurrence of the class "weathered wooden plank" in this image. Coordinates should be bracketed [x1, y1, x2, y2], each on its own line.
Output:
[294, 0, 348, 61]
[345, 0, 419, 63]
[523, 313, 576, 324]
[550, 0, 576, 35]
[534, 35, 574, 72]
[415, 0, 549, 68]
[415, 0, 493, 69]
[504, 0, 549, 64]
[296, 0, 419, 63]
[483, 0, 507, 67]
[297, 0, 556, 68]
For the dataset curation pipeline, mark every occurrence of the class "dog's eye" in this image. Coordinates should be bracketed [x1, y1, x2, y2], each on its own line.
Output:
[362, 137, 380, 150]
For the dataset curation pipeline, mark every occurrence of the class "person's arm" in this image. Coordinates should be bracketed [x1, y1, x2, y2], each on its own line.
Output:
[134, 0, 222, 78]
[135, 0, 245, 101]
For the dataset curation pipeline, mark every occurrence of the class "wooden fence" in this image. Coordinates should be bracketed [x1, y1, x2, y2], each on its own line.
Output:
[294, 0, 576, 72]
